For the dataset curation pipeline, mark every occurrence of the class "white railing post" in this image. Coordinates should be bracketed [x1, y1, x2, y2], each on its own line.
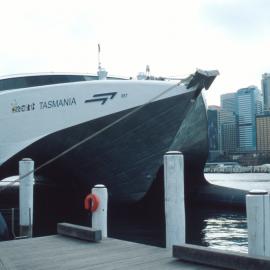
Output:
[91, 184, 108, 238]
[164, 151, 185, 249]
[19, 158, 34, 238]
[246, 189, 270, 257]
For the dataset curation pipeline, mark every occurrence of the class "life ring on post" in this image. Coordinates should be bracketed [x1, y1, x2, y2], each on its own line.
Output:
[84, 193, 100, 212]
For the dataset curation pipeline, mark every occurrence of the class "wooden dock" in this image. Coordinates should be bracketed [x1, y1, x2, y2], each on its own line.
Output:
[0, 235, 222, 270]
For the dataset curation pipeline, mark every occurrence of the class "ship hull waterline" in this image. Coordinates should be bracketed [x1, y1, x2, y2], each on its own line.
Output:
[0, 90, 200, 201]
[0, 93, 248, 208]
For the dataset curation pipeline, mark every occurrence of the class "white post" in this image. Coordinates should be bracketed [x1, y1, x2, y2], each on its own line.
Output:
[91, 184, 108, 238]
[164, 151, 185, 249]
[19, 158, 34, 237]
[246, 189, 270, 257]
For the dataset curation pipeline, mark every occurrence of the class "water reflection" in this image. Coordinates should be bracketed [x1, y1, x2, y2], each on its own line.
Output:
[199, 172, 270, 253]
[186, 206, 247, 253]
[110, 206, 249, 253]
[202, 212, 247, 253]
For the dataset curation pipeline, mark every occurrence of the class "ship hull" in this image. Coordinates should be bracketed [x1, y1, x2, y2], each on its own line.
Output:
[0, 91, 208, 202]
[0, 70, 220, 203]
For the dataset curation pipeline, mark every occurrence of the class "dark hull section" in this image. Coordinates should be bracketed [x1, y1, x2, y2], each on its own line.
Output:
[171, 94, 247, 208]
[0, 91, 209, 202]
[170, 94, 209, 190]
[143, 93, 247, 211]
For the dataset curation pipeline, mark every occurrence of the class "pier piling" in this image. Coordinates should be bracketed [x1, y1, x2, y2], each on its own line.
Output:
[164, 151, 185, 249]
[19, 158, 34, 238]
[91, 184, 108, 238]
[246, 189, 270, 257]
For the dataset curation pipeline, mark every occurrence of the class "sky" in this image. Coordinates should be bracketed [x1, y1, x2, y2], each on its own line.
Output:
[1, 0, 270, 106]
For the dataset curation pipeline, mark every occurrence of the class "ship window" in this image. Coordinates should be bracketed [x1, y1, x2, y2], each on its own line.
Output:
[84, 75, 98, 81]
[0, 74, 97, 92]
[0, 77, 28, 91]
[0, 74, 125, 91]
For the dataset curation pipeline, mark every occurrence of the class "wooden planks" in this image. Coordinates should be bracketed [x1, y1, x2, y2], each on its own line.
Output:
[0, 235, 223, 270]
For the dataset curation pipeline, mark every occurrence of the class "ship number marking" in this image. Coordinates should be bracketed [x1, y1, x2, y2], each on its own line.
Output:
[85, 92, 117, 105]
[11, 101, 35, 113]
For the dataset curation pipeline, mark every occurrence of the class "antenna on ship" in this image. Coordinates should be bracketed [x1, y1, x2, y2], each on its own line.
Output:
[97, 43, 108, 80]
[146, 65, 150, 78]
[137, 65, 150, 80]
[98, 44, 101, 70]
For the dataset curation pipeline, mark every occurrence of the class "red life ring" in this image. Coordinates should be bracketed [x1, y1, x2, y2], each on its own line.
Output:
[84, 193, 100, 212]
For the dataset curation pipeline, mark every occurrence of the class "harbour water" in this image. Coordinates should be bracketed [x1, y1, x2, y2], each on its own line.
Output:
[1, 173, 270, 254]
[109, 173, 270, 253]
[202, 173, 270, 253]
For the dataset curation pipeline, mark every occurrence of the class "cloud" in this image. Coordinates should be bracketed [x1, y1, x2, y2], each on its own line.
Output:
[0, 0, 206, 76]
[1, 0, 270, 106]
[201, 0, 270, 41]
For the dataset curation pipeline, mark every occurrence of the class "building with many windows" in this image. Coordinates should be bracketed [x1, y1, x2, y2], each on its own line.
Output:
[256, 115, 270, 154]
[219, 110, 238, 154]
[207, 105, 221, 160]
[219, 93, 238, 154]
[208, 83, 267, 162]
[236, 86, 263, 153]
[262, 73, 270, 113]
[221, 92, 237, 113]
[207, 106, 220, 151]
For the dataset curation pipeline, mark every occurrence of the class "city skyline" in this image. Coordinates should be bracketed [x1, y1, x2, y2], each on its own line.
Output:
[207, 73, 267, 107]
[207, 83, 270, 164]
[208, 73, 270, 108]
[1, 0, 270, 106]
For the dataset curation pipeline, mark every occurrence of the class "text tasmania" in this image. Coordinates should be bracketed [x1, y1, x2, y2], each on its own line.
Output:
[39, 97, 76, 109]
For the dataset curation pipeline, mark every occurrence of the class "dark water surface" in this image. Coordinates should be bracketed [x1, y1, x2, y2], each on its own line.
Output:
[203, 173, 270, 253]
[109, 173, 270, 253]
[186, 206, 247, 253]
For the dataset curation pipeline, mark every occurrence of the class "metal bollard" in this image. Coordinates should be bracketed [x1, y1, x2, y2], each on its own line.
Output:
[164, 151, 185, 249]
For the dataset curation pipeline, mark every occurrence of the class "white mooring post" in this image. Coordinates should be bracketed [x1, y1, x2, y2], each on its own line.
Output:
[164, 151, 185, 249]
[246, 189, 270, 257]
[91, 184, 108, 238]
[19, 158, 34, 238]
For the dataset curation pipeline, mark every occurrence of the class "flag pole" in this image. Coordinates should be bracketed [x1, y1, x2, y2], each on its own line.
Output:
[98, 44, 101, 70]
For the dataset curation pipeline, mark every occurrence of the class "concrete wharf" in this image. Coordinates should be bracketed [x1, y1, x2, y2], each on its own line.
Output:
[0, 234, 221, 270]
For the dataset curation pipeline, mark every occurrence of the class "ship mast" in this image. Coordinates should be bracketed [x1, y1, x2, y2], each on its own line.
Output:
[97, 44, 108, 80]
[98, 44, 101, 71]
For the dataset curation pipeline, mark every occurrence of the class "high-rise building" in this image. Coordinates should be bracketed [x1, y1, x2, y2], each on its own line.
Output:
[262, 73, 270, 113]
[220, 92, 236, 113]
[219, 93, 238, 154]
[256, 115, 270, 154]
[207, 106, 220, 151]
[207, 105, 222, 161]
[219, 110, 238, 154]
[237, 86, 263, 152]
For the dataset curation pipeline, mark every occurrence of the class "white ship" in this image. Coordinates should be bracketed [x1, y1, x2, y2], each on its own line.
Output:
[0, 68, 218, 202]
